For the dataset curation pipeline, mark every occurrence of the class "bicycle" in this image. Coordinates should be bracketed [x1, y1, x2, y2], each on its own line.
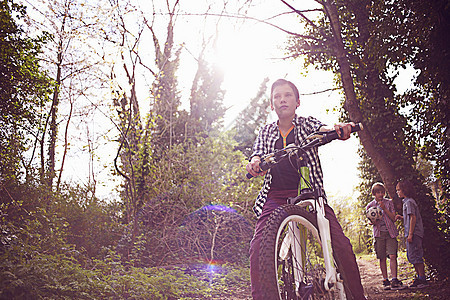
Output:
[247, 123, 363, 300]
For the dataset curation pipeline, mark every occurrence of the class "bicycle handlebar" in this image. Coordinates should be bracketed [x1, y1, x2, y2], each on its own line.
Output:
[246, 123, 363, 179]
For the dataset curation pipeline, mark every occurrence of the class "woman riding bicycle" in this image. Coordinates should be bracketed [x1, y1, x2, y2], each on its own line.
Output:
[246, 79, 365, 300]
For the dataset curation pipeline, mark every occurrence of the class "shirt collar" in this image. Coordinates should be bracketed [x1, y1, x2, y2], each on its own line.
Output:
[272, 114, 299, 132]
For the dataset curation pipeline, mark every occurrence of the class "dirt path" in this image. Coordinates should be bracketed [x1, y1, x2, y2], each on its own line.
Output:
[357, 255, 448, 300]
[226, 255, 448, 299]
[357, 256, 411, 299]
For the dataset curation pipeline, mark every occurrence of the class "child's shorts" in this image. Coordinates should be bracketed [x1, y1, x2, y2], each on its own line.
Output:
[406, 234, 424, 264]
[374, 231, 398, 259]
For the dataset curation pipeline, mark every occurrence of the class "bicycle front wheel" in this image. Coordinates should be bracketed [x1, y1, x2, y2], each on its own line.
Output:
[259, 204, 342, 300]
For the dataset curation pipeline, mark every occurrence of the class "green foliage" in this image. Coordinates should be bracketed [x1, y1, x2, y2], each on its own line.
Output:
[0, 250, 111, 299]
[150, 28, 185, 152]
[103, 265, 208, 299]
[232, 77, 271, 158]
[0, 177, 254, 299]
[52, 184, 122, 259]
[329, 195, 371, 254]
[0, 0, 52, 183]
[0, 221, 250, 299]
[396, 0, 450, 203]
[189, 59, 227, 135]
[101, 261, 250, 299]
[0, 243, 242, 299]
[125, 133, 260, 266]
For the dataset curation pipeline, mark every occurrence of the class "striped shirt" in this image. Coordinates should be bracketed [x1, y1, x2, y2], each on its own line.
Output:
[366, 198, 399, 238]
[250, 115, 325, 217]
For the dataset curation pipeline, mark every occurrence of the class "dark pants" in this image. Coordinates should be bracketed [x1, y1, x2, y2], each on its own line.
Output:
[249, 190, 365, 299]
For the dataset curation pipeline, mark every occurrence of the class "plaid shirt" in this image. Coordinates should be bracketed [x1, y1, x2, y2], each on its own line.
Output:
[250, 115, 326, 217]
[366, 198, 399, 238]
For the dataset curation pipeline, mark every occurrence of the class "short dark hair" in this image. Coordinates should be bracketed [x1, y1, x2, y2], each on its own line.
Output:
[371, 182, 385, 195]
[270, 79, 300, 104]
[397, 179, 415, 198]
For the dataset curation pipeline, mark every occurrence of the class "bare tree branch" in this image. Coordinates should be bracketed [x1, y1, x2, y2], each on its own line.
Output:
[279, 0, 321, 28]
[164, 11, 322, 42]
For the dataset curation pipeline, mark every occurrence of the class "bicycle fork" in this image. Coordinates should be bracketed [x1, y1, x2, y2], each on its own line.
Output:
[279, 198, 346, 299]
[315, 200, 347, 299]
[316, 203, 337, 290]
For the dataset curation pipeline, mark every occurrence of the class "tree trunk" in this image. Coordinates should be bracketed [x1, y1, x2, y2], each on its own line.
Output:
[56, 99, 73, 192]
[47, 14, 66, 190]
[47, 65, 61, 189]
[323, 0, 399, 200]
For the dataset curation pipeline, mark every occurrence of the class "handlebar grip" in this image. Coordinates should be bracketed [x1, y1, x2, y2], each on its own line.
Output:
[246, 160, 270, 179]
[325, 122, 363, 141]
[341, 122, 363, 134]
[352, 122, 363, 132]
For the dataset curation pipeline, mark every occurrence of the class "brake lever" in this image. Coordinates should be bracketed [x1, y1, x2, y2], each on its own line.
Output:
[246, 146, 294, 179]
[305, 132, 325, 141]
[284, 143, 298, 153]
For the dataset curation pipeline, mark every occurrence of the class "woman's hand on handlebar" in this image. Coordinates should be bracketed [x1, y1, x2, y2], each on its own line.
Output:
[246, 156, 267, 177]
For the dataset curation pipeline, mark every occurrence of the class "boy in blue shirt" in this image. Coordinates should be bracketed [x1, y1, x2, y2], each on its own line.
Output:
[395, 179, 428, 289]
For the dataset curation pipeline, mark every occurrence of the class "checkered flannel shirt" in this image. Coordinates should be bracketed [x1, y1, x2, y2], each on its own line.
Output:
[366, 198, 399, 238]
[250, 115, 326, 217]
